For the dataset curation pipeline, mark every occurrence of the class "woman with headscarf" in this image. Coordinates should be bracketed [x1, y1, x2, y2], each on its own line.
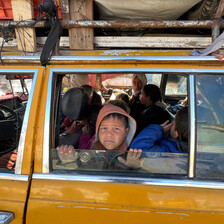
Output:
[128, 74, 147, 122]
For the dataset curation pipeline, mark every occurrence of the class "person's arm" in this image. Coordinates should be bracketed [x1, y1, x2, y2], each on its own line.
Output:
[78, 132, 95, 149]
[131, 121, 173, 152]
[0, 151, 17, 169]
[131, 124, 164, 150]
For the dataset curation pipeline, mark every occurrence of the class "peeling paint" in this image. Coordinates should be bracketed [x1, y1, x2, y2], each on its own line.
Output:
[156, 211, 190, 216]
[57, 205, 150, 213]
[100, 50, 141, 56]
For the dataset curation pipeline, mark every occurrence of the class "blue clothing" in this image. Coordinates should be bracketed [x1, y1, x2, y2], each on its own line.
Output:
[130, 124, 187, 153]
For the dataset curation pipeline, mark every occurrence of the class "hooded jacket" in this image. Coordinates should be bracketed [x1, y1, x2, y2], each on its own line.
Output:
[72, 104, 136, 170]
[130, 124, 188, 153]
[91, 104, 136, 150]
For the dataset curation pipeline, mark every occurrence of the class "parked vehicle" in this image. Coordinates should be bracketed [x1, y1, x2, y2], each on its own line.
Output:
[0, 51, 224, 223]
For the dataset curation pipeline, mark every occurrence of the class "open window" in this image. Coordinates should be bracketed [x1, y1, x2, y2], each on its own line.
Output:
[0, 71, 34, 172]
[46, 70, 189, 177]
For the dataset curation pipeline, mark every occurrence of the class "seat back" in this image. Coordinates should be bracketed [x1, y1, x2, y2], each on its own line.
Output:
[61, 88, 88, 121]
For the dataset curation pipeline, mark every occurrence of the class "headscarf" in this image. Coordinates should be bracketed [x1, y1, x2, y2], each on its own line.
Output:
[132, 74, 147, 86]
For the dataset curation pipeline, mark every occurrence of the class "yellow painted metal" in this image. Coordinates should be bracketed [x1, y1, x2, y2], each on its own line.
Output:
[2, 56, 224, 223]
[21, 67, 45, 175]
[33, 67, 50, 173]
[69, 49, 223, 56]
[26, 179, 224, 224]
[46, 61, 224, 70]
[0, 66, 43, 223]
[0, 180, 29, 224]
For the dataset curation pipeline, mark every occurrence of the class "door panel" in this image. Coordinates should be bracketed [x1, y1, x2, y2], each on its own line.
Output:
[0, 177, 29, 224]
[26, 176, 224, 224]
[26, 64, 224, 224]
[0, 67, 44, 223]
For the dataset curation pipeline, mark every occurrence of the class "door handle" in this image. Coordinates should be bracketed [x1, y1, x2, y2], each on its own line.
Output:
[0, 211, 14, 224]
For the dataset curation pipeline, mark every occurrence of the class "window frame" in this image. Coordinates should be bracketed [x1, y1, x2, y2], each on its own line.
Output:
[43, 67, 224, 183]
[0, 69, 38, 177]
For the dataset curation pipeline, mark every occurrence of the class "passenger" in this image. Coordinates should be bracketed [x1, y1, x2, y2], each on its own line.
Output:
[115, 92, 131, 113]
[57, 104, 137, 169]
[118, 107, 188, 169]
[168, 97, 188, 115]
[72, 74, 90, 87]
[0, 150, 17, 169]
[127, 74, 147, 97]
[80, 85, 93, 104]
[61, 86, 102, 134]
[78, 105, 101, 149]
[135, 84, 170, 135]
[128, 74, 147, 120]
[105, 99, 130, 114]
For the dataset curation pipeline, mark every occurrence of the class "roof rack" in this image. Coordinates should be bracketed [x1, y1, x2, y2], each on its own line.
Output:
[0, 0, 223, 53]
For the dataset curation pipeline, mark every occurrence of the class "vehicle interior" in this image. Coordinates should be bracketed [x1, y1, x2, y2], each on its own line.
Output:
[51, 72, 189, 176]
[0, 74, 33, 161]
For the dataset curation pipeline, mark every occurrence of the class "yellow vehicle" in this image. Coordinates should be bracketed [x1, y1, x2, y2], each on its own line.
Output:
[0, 49, 224, 224]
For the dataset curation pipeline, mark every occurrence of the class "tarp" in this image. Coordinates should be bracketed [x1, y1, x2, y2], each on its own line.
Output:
[94, 0, 201, 20]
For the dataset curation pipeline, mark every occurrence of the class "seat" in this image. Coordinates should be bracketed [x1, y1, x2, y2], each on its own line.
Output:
[59, 88, 88, 147]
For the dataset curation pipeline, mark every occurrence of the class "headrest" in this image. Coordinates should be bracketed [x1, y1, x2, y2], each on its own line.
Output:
[61, 88, 88, 120]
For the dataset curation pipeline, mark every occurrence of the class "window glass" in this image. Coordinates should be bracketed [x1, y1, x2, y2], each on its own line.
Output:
[146, 73, 161, 86]
[196, 74, 224, 180]
[52, 73, 188, 176]
[0, 73, 33, 172]
[165, 75, 187, 95]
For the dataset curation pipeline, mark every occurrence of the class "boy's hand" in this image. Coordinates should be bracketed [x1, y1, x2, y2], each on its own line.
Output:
[56, 145, 79, 163]
[160, 120, 172, 133]
[118, 149, 144, 169]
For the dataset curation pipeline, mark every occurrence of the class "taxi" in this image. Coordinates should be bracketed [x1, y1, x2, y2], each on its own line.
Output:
[0, 50, 224, 224]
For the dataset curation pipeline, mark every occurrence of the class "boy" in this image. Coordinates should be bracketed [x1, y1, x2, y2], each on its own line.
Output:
[118, 107, 188, 170]
[135, 84, 170, 135]
[57, 104, 136, 169]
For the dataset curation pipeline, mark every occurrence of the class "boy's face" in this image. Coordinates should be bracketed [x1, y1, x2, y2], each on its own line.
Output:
[99, 116, 129, 150]
[140, 89, 151, 106]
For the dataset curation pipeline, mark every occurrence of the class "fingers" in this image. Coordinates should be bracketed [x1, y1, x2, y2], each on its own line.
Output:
[161, 120, 170, 127]
[56, 145, 74, 154]
[118, 156, 127, 165]
[128, 149, 142, 158]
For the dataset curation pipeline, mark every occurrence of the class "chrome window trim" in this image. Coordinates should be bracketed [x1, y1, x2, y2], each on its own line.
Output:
[1, 55, 222, 62]
[43, 68, 224, 173]
[42, 69, 54, 173]
[33, 173, 224, 190]
[15, 70, 38, 174]
[0, 69, 38, 175]
[45, 68, 224, 74]
[189, 75, 196, 178]
[0, 173, 28, 181]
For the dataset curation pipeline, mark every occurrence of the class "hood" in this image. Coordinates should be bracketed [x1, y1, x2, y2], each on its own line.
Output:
[93, 104, 136, 150]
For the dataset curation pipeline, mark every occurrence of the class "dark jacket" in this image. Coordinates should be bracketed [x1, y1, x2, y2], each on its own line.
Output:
[136, 104, 170, 135]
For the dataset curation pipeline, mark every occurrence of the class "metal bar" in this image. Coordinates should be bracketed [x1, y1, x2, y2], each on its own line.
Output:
[0, 20, 222, 29]
[189, 74, 196, 178]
